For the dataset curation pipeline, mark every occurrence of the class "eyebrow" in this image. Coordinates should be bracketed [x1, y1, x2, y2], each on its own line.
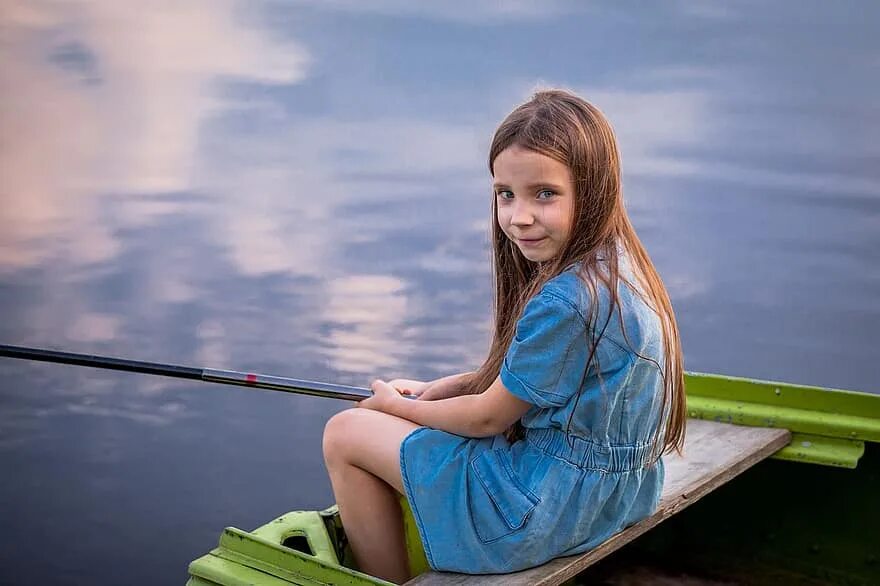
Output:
[492, 182, 566, 191]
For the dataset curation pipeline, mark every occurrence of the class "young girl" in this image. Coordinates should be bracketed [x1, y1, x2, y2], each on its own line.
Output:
[322, 89, 686, 584]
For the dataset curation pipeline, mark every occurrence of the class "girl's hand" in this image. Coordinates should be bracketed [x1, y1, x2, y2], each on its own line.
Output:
[387, 378, 429, 398]
[359, 379, 405, 413]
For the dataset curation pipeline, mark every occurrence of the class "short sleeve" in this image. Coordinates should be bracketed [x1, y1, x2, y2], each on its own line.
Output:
[500, 291, 588, 408]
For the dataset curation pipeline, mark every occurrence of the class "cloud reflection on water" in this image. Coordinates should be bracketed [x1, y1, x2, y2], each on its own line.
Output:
[1, 0, 750, 383]
[1, 0, 308, 270]
[320, 274, 408, 373]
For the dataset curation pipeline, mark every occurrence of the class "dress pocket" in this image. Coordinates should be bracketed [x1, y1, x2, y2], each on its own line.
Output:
[468, 449, 541, 544]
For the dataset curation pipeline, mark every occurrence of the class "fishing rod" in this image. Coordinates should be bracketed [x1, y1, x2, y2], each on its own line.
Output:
[0, 343, 375, 401]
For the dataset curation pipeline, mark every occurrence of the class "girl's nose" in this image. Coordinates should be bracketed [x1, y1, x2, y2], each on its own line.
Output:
[510, 201, 535, 226]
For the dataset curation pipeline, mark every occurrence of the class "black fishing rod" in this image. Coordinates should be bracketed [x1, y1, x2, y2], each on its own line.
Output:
[0, 344, 374, 401]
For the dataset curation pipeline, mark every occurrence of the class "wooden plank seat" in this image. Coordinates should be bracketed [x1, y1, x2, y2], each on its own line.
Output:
[406, 419, 791, 586]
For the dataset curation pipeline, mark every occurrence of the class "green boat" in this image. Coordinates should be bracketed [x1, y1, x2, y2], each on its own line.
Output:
[186, 371, 880, 586]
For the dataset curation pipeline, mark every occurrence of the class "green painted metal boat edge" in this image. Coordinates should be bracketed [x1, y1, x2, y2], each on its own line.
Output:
[187, 553, 298, 586]
[250, 511, 339, 566]
[684, 371, 879, 426]
[685, 395, 879, 441]
[771, 433, 864, 468]
[684, 371, 879, 466]
[214, 533, 385, 586]
[187, 512, 396, 586]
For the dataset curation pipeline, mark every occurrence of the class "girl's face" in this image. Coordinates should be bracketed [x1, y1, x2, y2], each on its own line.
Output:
[493, 146, 575, 263]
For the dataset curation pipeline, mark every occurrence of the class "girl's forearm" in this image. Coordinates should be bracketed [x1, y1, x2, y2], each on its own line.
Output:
[422, 371, 474, 400]
[427, 372, 472, 390]
[386, 394, 497, 438]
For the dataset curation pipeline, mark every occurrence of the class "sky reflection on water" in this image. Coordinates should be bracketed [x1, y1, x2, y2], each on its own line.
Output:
[1, 1, 878, 584]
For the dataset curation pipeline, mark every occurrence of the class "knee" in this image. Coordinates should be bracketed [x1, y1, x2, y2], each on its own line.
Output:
[322, 408, 361, 465]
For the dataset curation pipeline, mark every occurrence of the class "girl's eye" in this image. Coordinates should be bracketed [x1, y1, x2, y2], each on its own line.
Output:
[537, 189, 555, 200]
[496, 190, 514, 200]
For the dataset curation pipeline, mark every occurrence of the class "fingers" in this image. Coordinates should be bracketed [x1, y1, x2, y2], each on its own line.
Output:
[371, 379, 400, 394]
[385, 379, 416, 395]
[388, 378, 425, 395]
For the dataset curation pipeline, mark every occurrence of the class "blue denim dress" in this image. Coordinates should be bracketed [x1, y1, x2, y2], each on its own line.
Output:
[400, 259, 666, 574]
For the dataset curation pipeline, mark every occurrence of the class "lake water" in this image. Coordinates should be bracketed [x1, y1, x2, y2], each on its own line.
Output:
[1, 2, 878, 584]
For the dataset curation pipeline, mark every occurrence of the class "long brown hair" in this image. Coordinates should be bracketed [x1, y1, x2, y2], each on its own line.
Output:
[464, 89, 685, 459]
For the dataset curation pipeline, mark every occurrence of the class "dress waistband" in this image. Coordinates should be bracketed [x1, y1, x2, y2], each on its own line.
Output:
[524, 427, 656, 472]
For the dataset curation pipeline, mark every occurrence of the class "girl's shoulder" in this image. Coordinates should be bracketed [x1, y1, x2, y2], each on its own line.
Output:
[537, 263, 602, 320]
[539, 267, 587, 309]
[538, 257, 653, 328]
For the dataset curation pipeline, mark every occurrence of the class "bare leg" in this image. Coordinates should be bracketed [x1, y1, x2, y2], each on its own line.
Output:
[323, 408, 420, 584]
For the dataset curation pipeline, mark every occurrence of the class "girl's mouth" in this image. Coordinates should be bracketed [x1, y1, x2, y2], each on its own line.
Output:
[518, 237, 546, 247]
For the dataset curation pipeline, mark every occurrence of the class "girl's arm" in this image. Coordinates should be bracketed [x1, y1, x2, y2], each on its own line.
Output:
[388, 372, 474, 400]
[419, 371, 474, 400]
[360, 376, 531, 438]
